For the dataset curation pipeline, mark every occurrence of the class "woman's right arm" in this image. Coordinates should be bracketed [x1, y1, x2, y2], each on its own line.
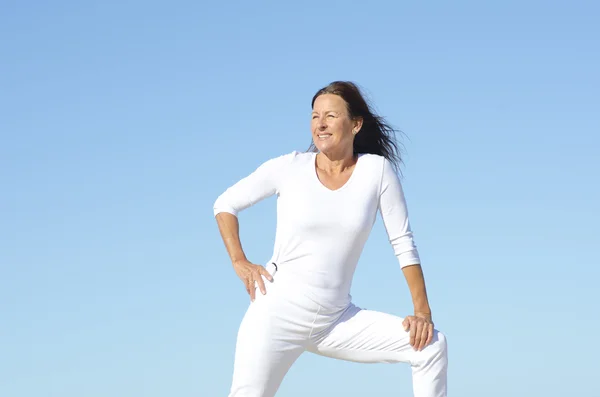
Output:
[213, 152, 295, 300]
[215, 211, 272, 301]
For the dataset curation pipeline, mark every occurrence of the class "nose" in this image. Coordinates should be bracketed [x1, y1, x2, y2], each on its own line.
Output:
[317, 118, 327, 130]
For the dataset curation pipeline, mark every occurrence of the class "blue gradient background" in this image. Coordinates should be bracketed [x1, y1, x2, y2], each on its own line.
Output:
[1, 1, 598, 396]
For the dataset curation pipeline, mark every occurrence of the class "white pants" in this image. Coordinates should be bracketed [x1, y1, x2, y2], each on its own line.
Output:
[228, 265, 448, 397]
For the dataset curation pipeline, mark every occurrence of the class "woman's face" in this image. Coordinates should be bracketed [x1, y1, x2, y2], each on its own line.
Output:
[311, 94, 360, 156]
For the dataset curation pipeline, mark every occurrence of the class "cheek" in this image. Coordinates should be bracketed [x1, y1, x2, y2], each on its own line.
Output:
[332, 120, 348, 135]
[340, 123, 354, 140]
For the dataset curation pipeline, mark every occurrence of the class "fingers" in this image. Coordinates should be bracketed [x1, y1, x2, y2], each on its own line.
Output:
[255, 271, 267, 297]
[418, 321, 429, 351]
[243, 265, 275, 302]
[260, 267, 274, 283]
[409, 317, 417, 348]
[402, 317, 410, 331]
[425, 324, 433, 345]
[425, 322, 434, 347]
[413, 318, 424, 350]
[248, 278, 256, 302]
[405, 316, 435, 351]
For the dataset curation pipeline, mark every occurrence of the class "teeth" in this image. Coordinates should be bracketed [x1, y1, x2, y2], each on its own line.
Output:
[318, 134, 331, 138]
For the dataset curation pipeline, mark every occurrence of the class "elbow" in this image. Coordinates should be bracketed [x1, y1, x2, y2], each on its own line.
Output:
[213, 194, 238, 217]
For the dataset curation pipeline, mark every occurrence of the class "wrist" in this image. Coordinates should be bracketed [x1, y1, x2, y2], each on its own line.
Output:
[413, 301, 430, 313]
[414, 311, 432, 317]
[413, 309, 432, 321]
[413, 305, 431, 316]
[232, 258, 248, 267]
[415, 313, 433, 325]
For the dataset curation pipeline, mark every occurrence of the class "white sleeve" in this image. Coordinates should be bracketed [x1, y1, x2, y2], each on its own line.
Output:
[378, 157, 421, 268]
[213, 152, 296, 217]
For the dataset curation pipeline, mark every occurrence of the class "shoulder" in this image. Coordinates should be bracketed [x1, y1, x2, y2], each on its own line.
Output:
[253, 150, 311, 176]
[356, 153, 401, 190]
[364, 153, 398, 175]
[358, 152, 384, 162]
[357, 153, 390, 173]
[262, 150, 311, 166]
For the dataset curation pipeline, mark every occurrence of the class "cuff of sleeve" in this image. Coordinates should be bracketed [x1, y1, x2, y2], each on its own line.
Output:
[398, 251, 421, 268]
[213, 206, 238, 217]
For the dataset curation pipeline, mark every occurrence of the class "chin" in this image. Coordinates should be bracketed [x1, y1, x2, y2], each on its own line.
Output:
[314, 142, 330, 153]
[313, 139, 333, 153]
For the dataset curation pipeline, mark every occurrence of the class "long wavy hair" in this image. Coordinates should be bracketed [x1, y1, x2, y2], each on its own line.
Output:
[308, 81, 405, 174]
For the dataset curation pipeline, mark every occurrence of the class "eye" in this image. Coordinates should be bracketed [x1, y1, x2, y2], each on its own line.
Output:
[327, 114, 335, 118]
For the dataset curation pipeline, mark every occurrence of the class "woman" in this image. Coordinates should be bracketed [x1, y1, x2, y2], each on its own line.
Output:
[213, 81, 448, 397]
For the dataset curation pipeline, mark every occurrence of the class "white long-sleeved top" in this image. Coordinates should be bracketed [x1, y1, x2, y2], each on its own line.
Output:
[213, 151, 420, 307]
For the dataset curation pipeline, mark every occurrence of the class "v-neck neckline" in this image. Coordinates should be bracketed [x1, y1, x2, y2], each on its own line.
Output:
[311, 152, 362, 193]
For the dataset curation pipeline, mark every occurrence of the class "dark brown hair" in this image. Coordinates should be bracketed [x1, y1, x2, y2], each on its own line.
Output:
[309, 81, 405, 174]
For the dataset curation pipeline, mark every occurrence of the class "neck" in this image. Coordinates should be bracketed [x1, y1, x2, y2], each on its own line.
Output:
[316, 148, 356, 175]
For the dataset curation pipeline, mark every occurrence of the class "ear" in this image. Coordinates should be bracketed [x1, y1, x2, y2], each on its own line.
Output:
[353, 117, 364, 135]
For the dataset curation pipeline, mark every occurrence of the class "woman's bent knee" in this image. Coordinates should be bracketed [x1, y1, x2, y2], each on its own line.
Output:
[436, 330, 447, 352]
[415, 330, 447, 368]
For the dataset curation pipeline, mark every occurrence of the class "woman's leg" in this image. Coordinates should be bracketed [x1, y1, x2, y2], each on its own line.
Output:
[227, 297, 304, 397]
[228, 270, 323, 397]
[309, 303, 448, 397]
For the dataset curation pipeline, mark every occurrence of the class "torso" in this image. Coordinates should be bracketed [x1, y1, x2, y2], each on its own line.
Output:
[269, 151, 381, 307]
[214, 149, 420, 308]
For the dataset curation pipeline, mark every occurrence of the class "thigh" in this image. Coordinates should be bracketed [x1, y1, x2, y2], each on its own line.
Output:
[228, 271, 322, 397]
[228, 299, 304, 397]
[310, 304, 443, 366]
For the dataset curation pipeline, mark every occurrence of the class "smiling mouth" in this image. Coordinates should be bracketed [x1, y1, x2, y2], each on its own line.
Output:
[317, 134, 332, 139]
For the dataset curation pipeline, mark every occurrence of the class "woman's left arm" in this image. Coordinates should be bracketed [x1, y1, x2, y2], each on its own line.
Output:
[401, 264, 434, 351]
[377, 158, 434, 351]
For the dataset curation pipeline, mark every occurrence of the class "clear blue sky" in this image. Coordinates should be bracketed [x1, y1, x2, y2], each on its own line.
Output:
[1, 1, 599, 396]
